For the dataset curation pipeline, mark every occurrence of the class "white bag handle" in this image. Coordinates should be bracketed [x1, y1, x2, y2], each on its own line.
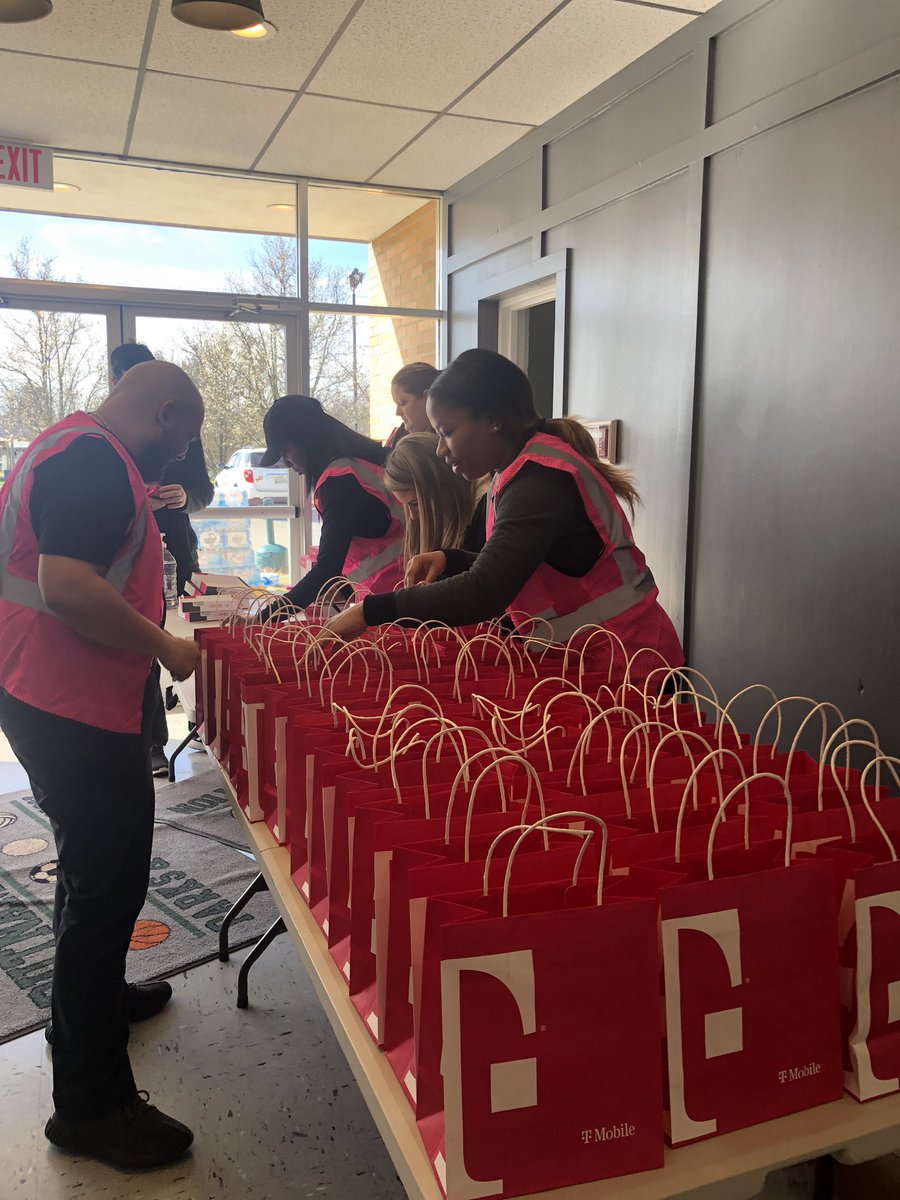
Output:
[826, 738, 893, 845]
[623, 646, 676, 691]
[561, 625, 628, 689]
[753, 695, 839, 771]
[782, 700, 847, 795]
[707, 774, 793, 880]
[859, 756, 900, 862]
[443, 749, 538, 846]
[719, 683, 780, 746]
[672, 744, 748, 840]
[821, 720, 882, 801]
[566, 705, 645, 793]
[615, 718, 679, 794]
[482, 823, 591, 897]
[645, 729, 729, 832]
[418, 724, 498, 818]
[459, 755, 546, 859]
[500, 812, 610, 915]
[454, 634, 517, 702]
[345, 707, 441, 771]
[317, 641, 393, 708]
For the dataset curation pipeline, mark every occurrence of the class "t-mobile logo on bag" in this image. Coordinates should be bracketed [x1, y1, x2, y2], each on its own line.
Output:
[848, 887, 900, 1099]
[661, 908, 743, 1143]
[440, 949, 537, 1200]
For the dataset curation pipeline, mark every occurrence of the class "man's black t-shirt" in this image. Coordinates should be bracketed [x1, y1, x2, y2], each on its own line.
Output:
[29, 435, 135, 568]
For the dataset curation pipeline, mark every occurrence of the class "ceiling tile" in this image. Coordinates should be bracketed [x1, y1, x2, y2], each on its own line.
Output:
[0, 0, 152, 68]
[635, 0, 720, 10]
[0, 52, 136, 154]
[129, 73, 291, 169]
[312, 0, 566, 111]
[147, 0, 358, 91]
[453, 0, 691, 125]
[257, 93, 433, 181]
[371, 115, 531, 190]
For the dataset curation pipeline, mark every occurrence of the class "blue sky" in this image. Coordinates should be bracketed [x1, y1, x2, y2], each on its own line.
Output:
[0, 209, 369, 298]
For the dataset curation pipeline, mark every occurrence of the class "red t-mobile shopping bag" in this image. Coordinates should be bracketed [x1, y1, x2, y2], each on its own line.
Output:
[659, 776, 843, 1145]
[424, 875, 663, 1196]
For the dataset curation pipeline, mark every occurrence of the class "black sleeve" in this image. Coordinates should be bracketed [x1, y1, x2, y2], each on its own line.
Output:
[462, 492, 487, 553]
[161, 440, 213, 514]
[29, 435, 135, 568]
[362, 464, 590, 627]
[283, 474, 390, 610]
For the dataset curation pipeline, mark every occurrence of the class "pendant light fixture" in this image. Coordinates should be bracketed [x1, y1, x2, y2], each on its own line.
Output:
[0, 0, 53, 22]
[171, 0, 265, 31]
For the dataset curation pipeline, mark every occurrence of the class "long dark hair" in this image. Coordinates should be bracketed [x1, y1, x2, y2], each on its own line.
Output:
[275, 395, 387, 490]
[429, 349, 641, 514]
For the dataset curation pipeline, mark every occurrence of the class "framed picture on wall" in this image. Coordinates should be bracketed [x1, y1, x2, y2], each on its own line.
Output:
[582, 419, 619, 464]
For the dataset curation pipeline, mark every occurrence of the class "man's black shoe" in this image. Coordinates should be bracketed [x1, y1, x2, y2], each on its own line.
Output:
[45, 980, 173, 1045]
[151, 745, 169, 777]
[45, 1091, 193, 1170]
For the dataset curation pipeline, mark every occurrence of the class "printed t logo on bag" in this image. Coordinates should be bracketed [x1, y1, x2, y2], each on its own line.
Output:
[661, 907, 744, 1142]
[778, 1062, 821, 1084]
[581, 1123, 636, 1144]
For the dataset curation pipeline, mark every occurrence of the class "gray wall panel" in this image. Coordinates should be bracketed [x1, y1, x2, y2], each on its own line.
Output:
[545, 54, 702, 208]
[692, 76, 900, 750]
[445, 0, 900, 751]
[545, 173, 694, 636]
[448, 242, 536, 355]
[712, 0, 900, 122]
[450, 158, 542, 257]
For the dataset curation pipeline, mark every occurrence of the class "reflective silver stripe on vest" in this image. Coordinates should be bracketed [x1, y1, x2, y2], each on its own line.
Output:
[320, 458, 404, 584]
[493, 436, 652, 640]
[531, 566, 656, 643]
[0, 420, 146, 615]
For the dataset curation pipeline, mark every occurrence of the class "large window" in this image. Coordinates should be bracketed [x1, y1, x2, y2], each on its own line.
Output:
[0, 157, 442, 575]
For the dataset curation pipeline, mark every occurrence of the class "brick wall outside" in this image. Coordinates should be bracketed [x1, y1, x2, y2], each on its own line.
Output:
[366, 199, 438, 441]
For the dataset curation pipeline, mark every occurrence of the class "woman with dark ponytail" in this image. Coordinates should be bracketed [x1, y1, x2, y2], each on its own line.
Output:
[325, 350, 683, 677]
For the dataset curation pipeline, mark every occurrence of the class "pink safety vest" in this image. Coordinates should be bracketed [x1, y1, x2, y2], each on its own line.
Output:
[313, 457, 405, 593]
[486, 432, 684, 675]
[0, 413, 163, 734]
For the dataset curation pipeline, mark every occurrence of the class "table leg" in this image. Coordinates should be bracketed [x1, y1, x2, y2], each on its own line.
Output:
[168, 722, 200, 782]
[219, 872, 270, 961]
[813, 1155, 835, 1200]
[237, 917, 287, 1010]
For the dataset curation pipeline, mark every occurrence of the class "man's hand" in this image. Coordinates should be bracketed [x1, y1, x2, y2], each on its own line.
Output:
[323, 603, 368, 643]
[405, 551, 446, 587]
[159, 484, 187, 510]
[159, 636, 200, 681]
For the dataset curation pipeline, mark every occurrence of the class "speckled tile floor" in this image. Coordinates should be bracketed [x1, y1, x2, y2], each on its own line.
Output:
[0, 935, 406, 1200]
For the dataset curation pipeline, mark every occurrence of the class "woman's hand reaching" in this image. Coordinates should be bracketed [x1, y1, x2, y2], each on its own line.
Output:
[404, 551, 446, 587]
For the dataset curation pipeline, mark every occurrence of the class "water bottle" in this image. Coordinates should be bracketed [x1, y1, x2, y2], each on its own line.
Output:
[161, 534, 178, 609]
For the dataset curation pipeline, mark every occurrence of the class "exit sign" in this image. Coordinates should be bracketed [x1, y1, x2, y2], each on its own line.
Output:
[0, 140, 53, 190]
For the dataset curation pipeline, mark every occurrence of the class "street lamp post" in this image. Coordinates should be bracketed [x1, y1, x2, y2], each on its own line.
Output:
[348, 268, 364, 414]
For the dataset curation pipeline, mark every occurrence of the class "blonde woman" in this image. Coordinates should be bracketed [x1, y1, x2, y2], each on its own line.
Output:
[383, 433, 485, 565]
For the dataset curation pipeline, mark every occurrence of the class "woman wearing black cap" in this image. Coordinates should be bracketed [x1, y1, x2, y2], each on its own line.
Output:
[259, 395, 405, 612]
[323, 350, 684, 682]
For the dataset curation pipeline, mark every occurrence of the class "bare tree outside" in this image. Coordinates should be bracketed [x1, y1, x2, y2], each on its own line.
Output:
[0, 234, 370, 476]
[169, 236, 370, 471]
[0, 239, 107, 442]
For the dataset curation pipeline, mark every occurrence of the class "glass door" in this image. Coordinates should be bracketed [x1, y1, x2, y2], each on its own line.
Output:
[132, 311, 300, 588]
[0, 300, 117, 482]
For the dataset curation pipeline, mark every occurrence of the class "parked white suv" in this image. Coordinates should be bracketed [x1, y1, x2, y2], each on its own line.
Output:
[214, 448, 289, 505]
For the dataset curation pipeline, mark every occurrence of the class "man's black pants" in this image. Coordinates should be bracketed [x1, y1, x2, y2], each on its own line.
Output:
[0, 682, 156, 1118]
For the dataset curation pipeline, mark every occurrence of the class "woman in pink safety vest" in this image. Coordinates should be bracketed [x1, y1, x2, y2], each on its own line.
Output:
[258, 394, 405, 615]
[325, 350, 684, 682]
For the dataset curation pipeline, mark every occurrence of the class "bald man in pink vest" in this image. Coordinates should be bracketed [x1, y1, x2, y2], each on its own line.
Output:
[0, 361, 202, 1170]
